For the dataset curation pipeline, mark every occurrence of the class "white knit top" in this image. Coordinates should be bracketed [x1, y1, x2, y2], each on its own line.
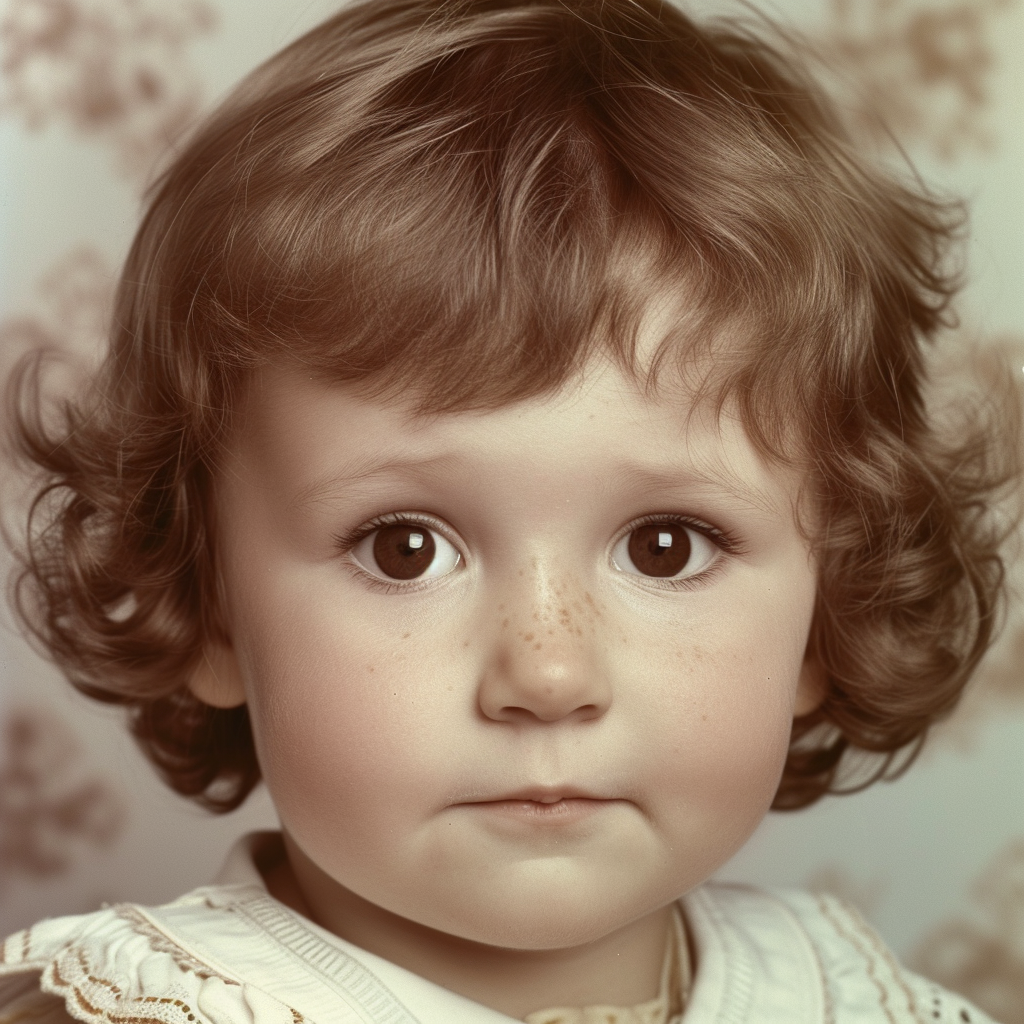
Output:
[0, 833, 997, 1024]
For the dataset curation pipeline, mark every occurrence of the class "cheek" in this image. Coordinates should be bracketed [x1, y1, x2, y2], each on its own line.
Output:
[635, 619, 805, 843]
[232, 588, 443, 835]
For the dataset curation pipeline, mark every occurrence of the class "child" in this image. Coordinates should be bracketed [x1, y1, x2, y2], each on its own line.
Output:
[0, 0, 1017, 1020]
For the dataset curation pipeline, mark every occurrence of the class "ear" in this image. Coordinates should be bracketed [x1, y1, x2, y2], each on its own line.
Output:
[793, 652, 827, 718]
[189, 642, 247, 709]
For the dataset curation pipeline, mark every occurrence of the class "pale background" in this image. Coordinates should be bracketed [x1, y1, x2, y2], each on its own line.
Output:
[0, 0, 1021, 1019]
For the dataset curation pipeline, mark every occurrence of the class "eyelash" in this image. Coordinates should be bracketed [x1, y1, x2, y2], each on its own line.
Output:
[333, 512, 459, 595]
[333, 511, 743, 593]
[611, 513, 742, 592]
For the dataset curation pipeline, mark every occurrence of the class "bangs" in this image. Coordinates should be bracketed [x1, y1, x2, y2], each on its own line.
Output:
[140, 0, 952, 435]
[177, 27, 687, 411]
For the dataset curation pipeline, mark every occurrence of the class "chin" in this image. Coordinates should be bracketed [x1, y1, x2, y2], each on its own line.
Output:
[453, 910, 620, 951]
[418, 882, 665, 951]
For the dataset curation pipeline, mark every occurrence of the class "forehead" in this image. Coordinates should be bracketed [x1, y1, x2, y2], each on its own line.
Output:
[228, 358, 803, 523]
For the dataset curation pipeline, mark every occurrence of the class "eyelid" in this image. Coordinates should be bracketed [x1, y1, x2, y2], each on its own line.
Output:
[612, 512, 741, 555]
[333, 511, 466, 593]
[333, 510, 462, 554]
[610, 512, 741, 591]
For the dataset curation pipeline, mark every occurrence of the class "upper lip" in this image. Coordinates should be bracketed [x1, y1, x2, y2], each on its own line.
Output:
[462, 786, 609, 805]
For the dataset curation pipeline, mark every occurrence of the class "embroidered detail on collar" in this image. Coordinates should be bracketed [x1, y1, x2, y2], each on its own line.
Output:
[112, 908, 239, 988]
[45, 946, 201, 1024]
[523, 907, 689, 1024]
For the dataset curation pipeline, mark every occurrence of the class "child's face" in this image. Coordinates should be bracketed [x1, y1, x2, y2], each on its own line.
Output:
[209, 355, 820, 950]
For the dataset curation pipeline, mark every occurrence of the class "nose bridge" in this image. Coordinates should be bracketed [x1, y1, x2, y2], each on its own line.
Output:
[509, 551, 594, 651]
[515, 551, 566, 626]
[478, 551, 611, 724]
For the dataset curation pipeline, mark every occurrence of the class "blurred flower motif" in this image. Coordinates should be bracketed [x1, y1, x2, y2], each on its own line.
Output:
[0, 245, 114, 375]
[806, 864, 887, 918]
[0, 705, 125, 888]
[926, 333, 1024, 748]
[818, 0, 1012, 160]
[0, 0, 217, 181]
[912, 840, 1024, 1024]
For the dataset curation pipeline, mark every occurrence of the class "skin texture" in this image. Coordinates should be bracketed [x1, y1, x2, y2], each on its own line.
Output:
[192, 357, 822, 1019]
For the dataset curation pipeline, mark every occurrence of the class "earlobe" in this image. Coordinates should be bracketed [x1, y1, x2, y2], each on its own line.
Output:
[189, 642, 247, 709]
[793, 654, 827, 717]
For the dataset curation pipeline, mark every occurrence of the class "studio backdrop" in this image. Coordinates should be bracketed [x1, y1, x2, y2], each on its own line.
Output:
[0, 0, 1021, 1019]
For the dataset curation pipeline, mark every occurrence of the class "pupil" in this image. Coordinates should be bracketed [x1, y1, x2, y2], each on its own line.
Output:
[373, 525, 436, 580]
[627, 523, 691, 577]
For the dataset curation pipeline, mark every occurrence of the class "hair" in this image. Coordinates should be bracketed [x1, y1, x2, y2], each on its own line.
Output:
[9, 0, 1019, 812]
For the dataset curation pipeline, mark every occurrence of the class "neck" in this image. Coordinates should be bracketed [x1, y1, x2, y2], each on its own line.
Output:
[260, 832, 674, 1020]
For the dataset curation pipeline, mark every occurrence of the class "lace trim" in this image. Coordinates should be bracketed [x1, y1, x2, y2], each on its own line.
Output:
[19, 906, 305, 1024]
[43, 947, 199, 1024]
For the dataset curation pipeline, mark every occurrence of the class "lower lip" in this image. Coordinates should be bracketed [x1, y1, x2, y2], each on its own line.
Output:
[465, 798, 612, 821]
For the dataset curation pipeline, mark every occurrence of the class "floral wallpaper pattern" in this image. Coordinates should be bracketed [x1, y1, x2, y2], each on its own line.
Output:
[1, 0, 216, 179]
[0, 245, 113, 371]
[819, 0, 1013, 158]
[913, 842, 1024, 1023]
[0, 0, 1021, 1020]
[0, 705, 123, 889]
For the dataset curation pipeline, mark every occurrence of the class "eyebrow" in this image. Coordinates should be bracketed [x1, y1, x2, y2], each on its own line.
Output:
[616, 463, 787, 518]
[293, 450, 788, 519]
[291, 452, 464, 510]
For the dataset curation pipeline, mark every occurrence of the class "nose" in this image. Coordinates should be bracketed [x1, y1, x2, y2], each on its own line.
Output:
[477, 568, 612, 725]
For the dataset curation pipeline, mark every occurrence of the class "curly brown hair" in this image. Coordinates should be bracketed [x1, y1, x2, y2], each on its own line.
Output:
[10, 0, 1019, 812]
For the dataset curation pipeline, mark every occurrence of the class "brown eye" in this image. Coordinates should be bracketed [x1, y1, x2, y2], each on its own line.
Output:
[373, 525, 435, 579]
[351, 522, 460, 583]
[611, 521, 718, 581]
[627, 523, 690, 577]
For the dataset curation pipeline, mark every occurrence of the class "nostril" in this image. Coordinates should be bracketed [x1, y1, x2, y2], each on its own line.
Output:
[477, 624, 612, 724]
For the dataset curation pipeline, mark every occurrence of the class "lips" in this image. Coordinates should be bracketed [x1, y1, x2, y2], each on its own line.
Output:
[459, 785, 608, 806]
[451, 785, 621, 825]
